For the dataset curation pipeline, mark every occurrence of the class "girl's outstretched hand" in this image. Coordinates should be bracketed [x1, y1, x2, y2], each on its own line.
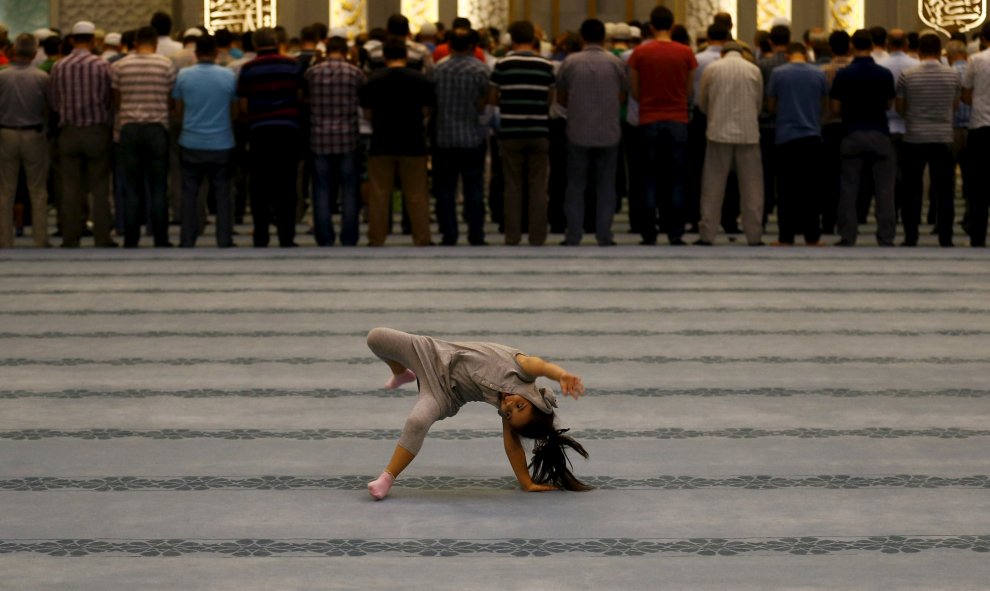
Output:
[558, 372, 585, 399]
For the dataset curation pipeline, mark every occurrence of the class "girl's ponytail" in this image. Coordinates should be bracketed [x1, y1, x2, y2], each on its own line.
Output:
[527, 426, 593, 492]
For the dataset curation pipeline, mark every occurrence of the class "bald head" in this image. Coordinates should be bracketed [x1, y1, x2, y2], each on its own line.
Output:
[887, 28, 907, 51]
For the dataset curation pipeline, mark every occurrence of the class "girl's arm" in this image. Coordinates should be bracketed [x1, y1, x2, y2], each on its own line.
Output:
[515, 354, 585, 399]
[503, 419, 556, 492]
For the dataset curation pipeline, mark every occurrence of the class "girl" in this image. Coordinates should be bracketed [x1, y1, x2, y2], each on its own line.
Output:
[365, 327, 591, 500]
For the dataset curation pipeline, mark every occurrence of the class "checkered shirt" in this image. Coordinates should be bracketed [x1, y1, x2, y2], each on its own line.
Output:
[305, 59, 364, 155]
[433, 54, 491, 148]
[50, 48, 112, 127]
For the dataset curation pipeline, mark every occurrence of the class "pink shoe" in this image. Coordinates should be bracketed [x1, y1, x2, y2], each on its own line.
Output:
[368, 471, 395, 500]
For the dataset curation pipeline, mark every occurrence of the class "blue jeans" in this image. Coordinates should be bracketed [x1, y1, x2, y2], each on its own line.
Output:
[119, 123, 170, 247]
[564, 143, 619, 245]
[638, 120, 688, 242]
[433, 144, 487, 245]
[313, 151, 360, 246]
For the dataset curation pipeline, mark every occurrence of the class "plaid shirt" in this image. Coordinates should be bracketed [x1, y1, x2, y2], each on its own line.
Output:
[50, 48, 112, 127]
[433, 54, 490, 148]
[304, 58, 364, 154]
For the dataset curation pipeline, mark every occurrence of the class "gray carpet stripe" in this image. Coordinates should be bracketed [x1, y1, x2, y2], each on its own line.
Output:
[4, 475, 988, 492]
[4, 269, 989, 278]
[2, 536, 988, 557]
[2, 286, 987, 295]
[1, 253, 986, 262]
[3, 387, 987, 399]
[2, 427, 987, 441]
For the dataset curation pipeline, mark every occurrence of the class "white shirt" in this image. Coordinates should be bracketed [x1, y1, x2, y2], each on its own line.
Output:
[964, 48, 990, 129]
[156, 36, 183, 58]
[698, 52, 763, 144]
[693, 44, 723, 107]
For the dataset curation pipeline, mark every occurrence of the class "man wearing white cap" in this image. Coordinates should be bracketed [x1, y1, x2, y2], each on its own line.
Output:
[170, 28, 203, 70]
[49, 21, 115, 247]
[101, 33, 122, 61]
[32, 29, 54, 67]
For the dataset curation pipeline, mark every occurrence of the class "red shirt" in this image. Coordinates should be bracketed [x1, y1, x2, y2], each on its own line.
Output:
[432, 44, 486, 63]
[629, 40, 697, 125]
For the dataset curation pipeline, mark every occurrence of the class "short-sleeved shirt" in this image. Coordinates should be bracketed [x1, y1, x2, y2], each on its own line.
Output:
[172, 62, 237, 151]
[363, 39, 434, 76]
[953, 60, 972, 129]
[767, 62, 828, 144]
[878, 51, 920, 135]
[557, 45, 628, 147]
[897, 60, 960, 144]
[0, 63, 49, 127]
[110, 53, 177, 140]
[628, 40, 697, 125]
[963, 48, 990, 130]
[359, 66, 434, 156]
[304, 58, 364, 155]
[830, 56, 895, 134]
[491, 51, 555, 138]
[433, 53, 491, 148]
[50, 48, 112, 127]
[236, 49, 303, 131]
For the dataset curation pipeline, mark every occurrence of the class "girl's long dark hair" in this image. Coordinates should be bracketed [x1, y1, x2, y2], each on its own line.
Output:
[517, 411, 592, 492]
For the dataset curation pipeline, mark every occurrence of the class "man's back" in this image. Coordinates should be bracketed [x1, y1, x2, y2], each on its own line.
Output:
[629, 40, 696, 124]
[699, 52, 762, 144]
[491, 51, 555, 138]
[557, 46, 627, 147]
[898, 61, 959, 144]
[237, 50, 302, 130]
[768, 62, 827, 144]
[111, 53, 176, 135]
[878, 51, 919, 133]
[51, 48, 111, 126]
[173, 63, 236, 150]
[305, 58, 364, 155]
[964, 49, 990, 129]
[359, 67, 434, 156]
[433, 54, 490, 148]
[0, 63, 48, 127]
[831, 56, 894, 134]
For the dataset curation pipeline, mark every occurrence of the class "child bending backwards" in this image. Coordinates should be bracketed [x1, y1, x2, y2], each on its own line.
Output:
[365, 327, 591, 500]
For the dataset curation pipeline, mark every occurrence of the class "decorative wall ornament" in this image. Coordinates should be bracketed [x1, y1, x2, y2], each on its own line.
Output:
[458, 0, 508, 31]
[401, 0, 438, 33]
[55, 0, 170, 33]
[205, 0, 277, 33]
[330, 0, 366, 39]
[684, 0, 738, 40]
[756, 0, 791, 31]
[0, 0, 50, 35]
[827, 0, 864, 33]
[918, 0, 987, 36]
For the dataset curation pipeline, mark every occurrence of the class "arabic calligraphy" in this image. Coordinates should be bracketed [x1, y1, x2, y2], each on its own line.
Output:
[206, 0, 276, 33]
[919, 0, 987, 35]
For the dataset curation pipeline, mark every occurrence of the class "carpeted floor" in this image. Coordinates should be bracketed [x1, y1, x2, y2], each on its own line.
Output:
[1, 246, 989, 589]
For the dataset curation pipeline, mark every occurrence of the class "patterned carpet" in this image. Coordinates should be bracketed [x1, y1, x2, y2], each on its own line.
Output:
[1, 247, 989, 589]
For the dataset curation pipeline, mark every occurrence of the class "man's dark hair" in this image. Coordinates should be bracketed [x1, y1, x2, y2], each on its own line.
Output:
[13, 33, 38, 59]
[449, 28, 474, 52]
[452, 17, 471, 30]
[707, 23, 729, 42]
[713, 12, 733, 31]
[326, 36, 348, 55]
[579, 19, 606, 44]
[215, 28, 233, 48]
[918, 33, 942, 56]
[852, 29, 874, 51]
[121, 30, 136, 51]
[907, 31, 920, 51]
[888, 30, 907, 50]
[42, 35, 61, 57]
[769, 24, 791, 46]
[369, 27, 388, 43]
[312, 22, 329, 40]
[301, 26, 320, 44]
[274, 26, 289, 46]
[241, 30, 254, 52]
[150, 12, 172, 37]
[828, 29, 850, 56]
[383, 35, 408, 61]
[508, 20, 535, 45]
[671, 24, 690, 46]
[786, 42, 806, 56]
[135, 26, 159, 47]
[869, 25, 887, 48]
[650, 6, 674, 32]
[195, 34, 217, 57]
[387, 14, 410, 37]
[254, 27, 277, 49]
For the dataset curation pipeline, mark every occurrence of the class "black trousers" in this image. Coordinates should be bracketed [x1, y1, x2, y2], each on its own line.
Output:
[776, 136, 823, 244]
[248, 126, 300, 247]
[967, 127, 990, 247]
[901, 142, 954, 246]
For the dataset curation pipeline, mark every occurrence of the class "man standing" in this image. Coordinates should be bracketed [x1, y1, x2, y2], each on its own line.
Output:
[111, 26, 176, 248]
[896, 34, 959, 247]
[365, 14, 433, 76]
[696, 42, 764, 246]
[359, 37, 435, 246]
[237, 27, 303, 247]
[49, 21, 115, 247]
[433, 28, 491, 246]
[830, 29, 896, 247]
[963, 25, 990, 246]
[820, 30, 853, 235]
[757, 24, 791, 225]
[557, 19, 628, 246]
[305, 35, 365, 247]
[628, 6, 696, 245]
[172, 35, 238, 248]
[767, 43, 828, 245]
[490, 20, 555, 246]
[151, 12, 182, 58]
[877, 30, 919, 224]
[0, 34, 50, 247]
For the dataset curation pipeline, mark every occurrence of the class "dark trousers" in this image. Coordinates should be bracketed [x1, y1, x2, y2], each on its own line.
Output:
[119, 123, 169, 247]
[313, 151, 360, 246]
[760, 125, 778, 223]
[434, 144, 487, 245]
[547, 118, 568, 233]
[248, 126, 300, 247]
[776, 136, 823, 244]
[622, 121, 644, 233]
[687, 108, 707, 227]
[639, 120, 688, 242]
[967, 126, 990, 246]
[838, 131, 896, 246]
[500, 137, 549, 246]
[821, 123, 845, 233]
[564, 144, 619, 245]
[58, 125, 113, 247]
[180, 148, 234, 247]
[901, 142, 954, 246]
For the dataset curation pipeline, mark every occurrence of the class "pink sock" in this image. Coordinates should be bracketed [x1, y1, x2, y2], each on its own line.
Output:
[385, 369, 416, 390]
[368, 471, 395, 500]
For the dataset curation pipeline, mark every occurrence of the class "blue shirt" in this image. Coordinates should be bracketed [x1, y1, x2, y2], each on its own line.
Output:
[767, 62, 828, 144]
[172, 62, 237, 151]
[877, 51, 919, 134]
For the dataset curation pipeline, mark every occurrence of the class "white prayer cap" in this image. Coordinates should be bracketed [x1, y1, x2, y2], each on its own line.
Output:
[183, 28, 203, 39]
[612, 23, 631, 40]
[329, 27, 348, 39]
[34, 28, 56, 40]
[419, 22, 436, 36]
[72, 21, 96, 36]
[630, 26, 642, 39]
[770, 16, 791, 28]
[104, 32, 122, 46]
[605, 22, 617, 39]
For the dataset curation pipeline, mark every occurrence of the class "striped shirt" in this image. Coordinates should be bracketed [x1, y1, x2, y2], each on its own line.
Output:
[364, 39, 433, 77]
[111, 53, 177, 140]
[698, 52, 763, 145]
[963, 48, 990, 130]
[237, 49, 303, 131]
[50, 48, 112, 127]
[304, 58, 365, 155]
[491, 51, 555, 138]
[897, 60, 959, 144]
[557, 45, 628, 147]
[434, 53, 491, 148]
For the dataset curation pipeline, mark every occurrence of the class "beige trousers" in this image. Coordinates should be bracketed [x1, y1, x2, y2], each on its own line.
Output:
[699, 141, 764, 245]
[0, 128, 50, 247]
[367, 155, 432, 246]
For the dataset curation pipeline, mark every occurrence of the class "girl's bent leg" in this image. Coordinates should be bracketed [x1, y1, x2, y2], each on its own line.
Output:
[367, 327, 425, 386]
[368, 393, 441, 500]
